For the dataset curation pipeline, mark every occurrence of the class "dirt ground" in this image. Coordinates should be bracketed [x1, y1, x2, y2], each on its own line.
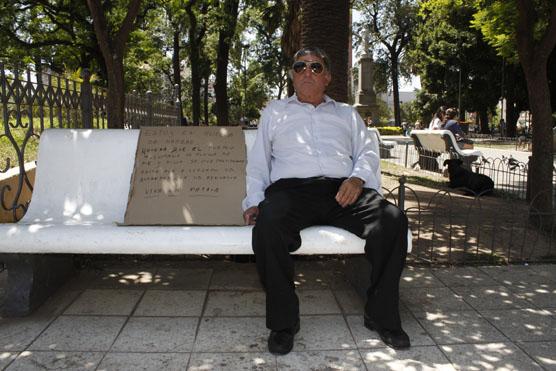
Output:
[381, 171, 555, 266]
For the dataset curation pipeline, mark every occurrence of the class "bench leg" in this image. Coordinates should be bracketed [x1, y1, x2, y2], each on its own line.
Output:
[2, 254, 76, 317]
[342, 255, 370, 301]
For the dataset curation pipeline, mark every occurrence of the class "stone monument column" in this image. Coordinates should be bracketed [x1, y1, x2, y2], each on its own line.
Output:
[354, 34, 379, 124]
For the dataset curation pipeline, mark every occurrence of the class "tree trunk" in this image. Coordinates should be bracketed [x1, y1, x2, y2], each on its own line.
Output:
[523, 64, 553, 211]
[215, 0, 239, 125]
[86, 0, 141, 129]
[282, 0, 302, 97]
[300, 0, 349, 102]
[104, 57, 126, 128]
[203, 73, 209, 125]
[185, 1, 207, 126]
[479, 109, 489, 134]
[516, 0, 556, 213]
[391, 56, 401, 126]
[172, 29, 183, 123]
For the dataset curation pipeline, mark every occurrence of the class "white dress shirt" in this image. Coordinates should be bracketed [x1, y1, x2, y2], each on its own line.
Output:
[242, 95, 381, 210]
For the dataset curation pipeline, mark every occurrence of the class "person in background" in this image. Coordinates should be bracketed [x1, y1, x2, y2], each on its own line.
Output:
[243, 46, 410, 355]
[444, 108, 473, 149]
[414, 120, 422, 130]
[428, 106, 446, 130]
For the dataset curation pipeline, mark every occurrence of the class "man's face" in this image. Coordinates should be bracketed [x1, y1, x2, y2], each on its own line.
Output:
[291, 54, 331, 100]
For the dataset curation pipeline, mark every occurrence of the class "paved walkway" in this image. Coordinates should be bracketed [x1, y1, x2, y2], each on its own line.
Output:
[0, 259, 554, 370]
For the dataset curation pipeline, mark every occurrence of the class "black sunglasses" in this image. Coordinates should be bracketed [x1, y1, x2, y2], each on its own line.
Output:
[292, 60, 325, 74]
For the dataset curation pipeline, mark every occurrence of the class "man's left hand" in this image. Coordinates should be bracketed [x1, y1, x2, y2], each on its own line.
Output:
[335, 177, 364, 208]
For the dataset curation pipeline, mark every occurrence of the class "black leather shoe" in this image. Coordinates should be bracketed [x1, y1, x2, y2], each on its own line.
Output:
[364, 315, 410, 350]
[268, 320, 300, 355]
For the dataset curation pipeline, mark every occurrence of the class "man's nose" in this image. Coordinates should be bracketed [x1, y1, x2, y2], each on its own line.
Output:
[302, 67, 313, 76]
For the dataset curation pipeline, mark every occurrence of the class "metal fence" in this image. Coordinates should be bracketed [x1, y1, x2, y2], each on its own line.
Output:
[379, 141, 555, 202]
[0, 64, 180, 220]
[383, 177, 556, 266]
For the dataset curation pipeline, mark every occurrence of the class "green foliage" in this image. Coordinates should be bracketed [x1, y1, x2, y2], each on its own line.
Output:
[400, 100, 420, 124]
[471, 1, 519, 62]
[376, 126, 402, 135]
[409, 0, 503, 128]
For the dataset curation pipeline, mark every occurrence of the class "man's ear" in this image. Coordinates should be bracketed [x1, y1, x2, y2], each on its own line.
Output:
[324, 71, 332, 86]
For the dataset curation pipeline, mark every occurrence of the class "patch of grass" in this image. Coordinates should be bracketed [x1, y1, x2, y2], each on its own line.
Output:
[0, 123, 40, 169]
[381, 160, 447, 189]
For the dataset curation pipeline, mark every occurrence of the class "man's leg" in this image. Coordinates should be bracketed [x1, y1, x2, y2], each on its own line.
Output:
[252, 180, 320, 331]
[327, 189, 408, 336]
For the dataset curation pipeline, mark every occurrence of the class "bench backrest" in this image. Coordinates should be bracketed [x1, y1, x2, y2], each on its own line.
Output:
[22, 128, 379, 225]
[368, 128, 382, 145]
[410, 129, 454, 153]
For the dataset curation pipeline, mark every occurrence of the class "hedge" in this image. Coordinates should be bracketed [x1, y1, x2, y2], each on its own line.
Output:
[374, 126, 402, 135]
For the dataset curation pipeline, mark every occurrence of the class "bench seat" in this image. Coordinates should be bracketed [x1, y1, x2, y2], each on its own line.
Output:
[0, 128, 414, 315]
[3, 224, 365, 255]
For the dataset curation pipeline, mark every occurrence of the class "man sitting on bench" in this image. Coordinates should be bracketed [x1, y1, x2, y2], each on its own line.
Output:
[242, 46, 410, 355]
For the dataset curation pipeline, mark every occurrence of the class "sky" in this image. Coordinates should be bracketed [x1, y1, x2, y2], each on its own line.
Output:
[352, 9, 421, 92]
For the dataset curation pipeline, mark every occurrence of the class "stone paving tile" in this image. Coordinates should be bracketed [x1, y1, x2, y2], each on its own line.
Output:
[33, 287, 83, 318]
[298, 289, 341, 315]
[152, 268, 213, 290]
[400, 266, 445, 289]
[293, 269, 352, 290]
[89, 268, 158, 289]
[479, 265, 550, 287]
[64, 289, 143, 316]
[333, 289, 365, 315]
[346, 313, 435, 349]
[6, 350, 103, 371]
[510, 281, 556, 309]
[209, 265, 262, 290]
[294, 315, 356, 351]
[0, 317, 53, 352]
[479, 308, 556, 342]
[194, 317, 268, 352]
[29, 316, 127, 351]
[188, 352, 276, 370]
[0, 352, 18, 370]
[529, 264, 556, 283]
[517, 341, 556, 370]
[451, 285, 531, 310]
[204, 291, 265, 317]
[134, 290, 206, 317]
[440, 342, 543, 370]
[276, 350, 365, 370]
[360, 346, 456, 370]
[111, 317, 198, 352]
[97, 352, 190, 371]
[400, 287, 473, 313]
[432, 267, 500, 287]
[413, 310, 506, 345]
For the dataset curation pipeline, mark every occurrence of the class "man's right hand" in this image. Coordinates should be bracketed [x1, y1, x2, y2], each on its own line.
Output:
[243, 206, 259, 225]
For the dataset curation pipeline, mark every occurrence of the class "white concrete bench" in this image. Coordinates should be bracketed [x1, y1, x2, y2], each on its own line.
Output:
[410, 129, 483, 171]
[368, 128, 396, 158]
[0, 128, 411, 316]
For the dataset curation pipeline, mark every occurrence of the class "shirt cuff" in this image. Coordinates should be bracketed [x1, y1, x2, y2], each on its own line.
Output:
[242, 191, 265, 211]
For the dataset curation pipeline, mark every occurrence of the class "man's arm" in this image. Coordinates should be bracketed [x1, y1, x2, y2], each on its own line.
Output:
[348, 110, 381, 188]
[242, 105, 273, 222]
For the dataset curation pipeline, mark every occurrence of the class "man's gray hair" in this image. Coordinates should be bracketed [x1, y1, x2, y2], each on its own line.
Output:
[293, 47, 331, 71]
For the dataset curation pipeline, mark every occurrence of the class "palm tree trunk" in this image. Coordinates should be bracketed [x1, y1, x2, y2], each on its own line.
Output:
[300, 0, 349, 102]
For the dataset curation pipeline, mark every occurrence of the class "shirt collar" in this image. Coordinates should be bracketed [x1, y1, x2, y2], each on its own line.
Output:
[287, 94, 336, 107]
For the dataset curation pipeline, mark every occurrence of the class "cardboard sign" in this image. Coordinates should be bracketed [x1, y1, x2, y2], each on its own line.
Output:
[123, 126, 246, 225]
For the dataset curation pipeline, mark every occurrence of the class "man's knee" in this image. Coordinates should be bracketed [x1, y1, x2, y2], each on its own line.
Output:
[256, 193, 295, 228]
[381, 201, 408, 234]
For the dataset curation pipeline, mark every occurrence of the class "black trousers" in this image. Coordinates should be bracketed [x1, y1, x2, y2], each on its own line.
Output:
[252, 177, 408, 332]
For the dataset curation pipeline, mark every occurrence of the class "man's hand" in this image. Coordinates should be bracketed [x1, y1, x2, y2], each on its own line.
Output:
[243, 206, 259, 225]
[335, 177, 364, 208]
